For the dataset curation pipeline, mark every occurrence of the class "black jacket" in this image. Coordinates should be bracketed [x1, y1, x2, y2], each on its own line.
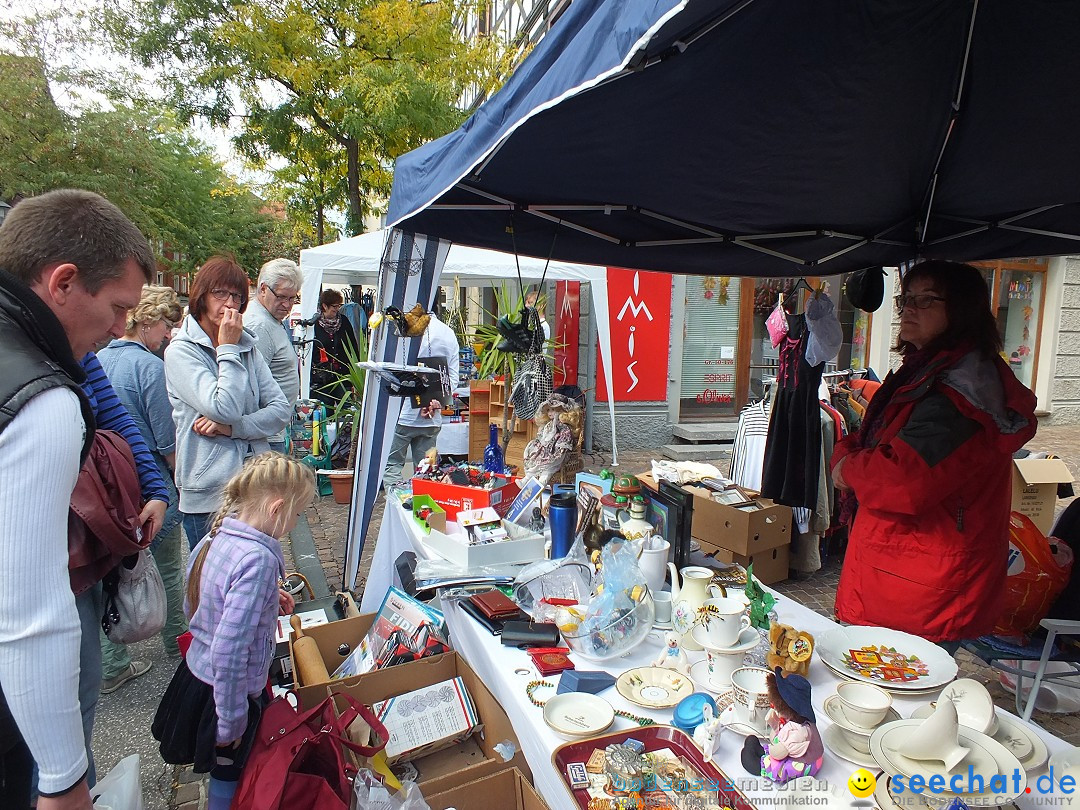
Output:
[0, 269, 94, 458]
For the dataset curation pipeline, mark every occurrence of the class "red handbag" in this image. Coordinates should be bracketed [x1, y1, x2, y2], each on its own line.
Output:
[232, 692, 388, 810]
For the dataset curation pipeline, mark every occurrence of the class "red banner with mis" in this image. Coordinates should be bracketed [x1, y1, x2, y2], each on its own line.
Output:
[553, 281, 580, 387]
[596, 268, 671, 401]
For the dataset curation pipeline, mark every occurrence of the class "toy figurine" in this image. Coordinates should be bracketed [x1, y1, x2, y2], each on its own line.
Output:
[652, 631, 690, 676]
[765, 621, 815, 677]
[415, 447, 439, 477]
[742, 668, 823, 783]
[529, 506, 546, 533]
[693, 703, 722, 761]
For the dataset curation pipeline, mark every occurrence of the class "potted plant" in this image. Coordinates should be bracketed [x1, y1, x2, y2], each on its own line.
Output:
[322, 338, 367, 503]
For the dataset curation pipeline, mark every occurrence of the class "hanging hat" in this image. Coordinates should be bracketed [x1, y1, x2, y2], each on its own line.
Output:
[845, 266, 887, 312]
[772, 667, 816, 724]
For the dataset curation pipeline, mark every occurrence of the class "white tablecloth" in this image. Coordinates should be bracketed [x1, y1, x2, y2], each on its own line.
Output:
[436, 419, 469, 455]
[364, 502, 1071, 809]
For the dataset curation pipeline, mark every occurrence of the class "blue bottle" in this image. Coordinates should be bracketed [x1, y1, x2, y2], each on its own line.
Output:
[483, 423, 505, 473]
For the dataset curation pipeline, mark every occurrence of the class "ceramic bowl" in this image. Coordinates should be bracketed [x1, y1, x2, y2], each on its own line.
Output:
[543, 692, 615, 740]
[939, 678, 997, 735]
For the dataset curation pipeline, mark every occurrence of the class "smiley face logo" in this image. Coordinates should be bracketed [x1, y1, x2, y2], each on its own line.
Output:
[848, 768, 877, 798]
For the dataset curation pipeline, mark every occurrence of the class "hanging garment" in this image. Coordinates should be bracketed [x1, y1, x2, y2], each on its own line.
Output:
[761, 314, 825, 509]
[729, 400, 770, 491]
[805, 293, 844, 366]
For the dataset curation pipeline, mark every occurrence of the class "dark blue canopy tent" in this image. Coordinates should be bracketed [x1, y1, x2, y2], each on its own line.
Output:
[388, 0, 1080, 276]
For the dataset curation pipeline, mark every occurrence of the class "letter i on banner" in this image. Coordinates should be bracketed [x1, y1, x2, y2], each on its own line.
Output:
[597, 268, 671, 401]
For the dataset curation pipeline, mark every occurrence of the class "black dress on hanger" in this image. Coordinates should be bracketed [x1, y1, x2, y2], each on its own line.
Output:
[761, 312, 824, 509]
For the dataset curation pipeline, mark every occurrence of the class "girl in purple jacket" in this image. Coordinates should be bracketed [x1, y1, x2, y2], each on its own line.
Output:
[152, 453, 315, 810]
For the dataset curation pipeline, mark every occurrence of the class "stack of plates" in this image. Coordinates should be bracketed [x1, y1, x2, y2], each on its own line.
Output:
[869, 720, 1026, 807]
[910, 704, 1048, 772]
[816, 626, 958, 694]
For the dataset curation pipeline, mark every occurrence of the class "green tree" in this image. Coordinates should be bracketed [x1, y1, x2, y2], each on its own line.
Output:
[104, 0, 510, 233]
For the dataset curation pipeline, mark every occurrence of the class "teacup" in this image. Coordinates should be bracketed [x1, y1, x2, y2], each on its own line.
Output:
[653, 591, 673, 626]
[697, 596, 752, 648]
[703, 646, 744, 691]
[731, 666, 771, 729]
[836, 681, 892, 729]
[838, 726, 874, 755]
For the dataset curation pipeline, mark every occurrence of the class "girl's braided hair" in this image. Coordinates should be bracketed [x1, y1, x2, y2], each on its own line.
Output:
[186, 452, 315, 616]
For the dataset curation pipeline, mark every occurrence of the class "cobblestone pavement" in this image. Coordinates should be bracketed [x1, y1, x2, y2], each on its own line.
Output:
[106, 425, 1079, 808]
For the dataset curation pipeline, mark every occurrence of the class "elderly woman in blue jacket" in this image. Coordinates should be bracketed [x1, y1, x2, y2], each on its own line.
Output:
[165, 256, 290, 548]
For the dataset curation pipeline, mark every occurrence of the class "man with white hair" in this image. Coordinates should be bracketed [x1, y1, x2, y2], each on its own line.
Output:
[248, 258, 302, 452]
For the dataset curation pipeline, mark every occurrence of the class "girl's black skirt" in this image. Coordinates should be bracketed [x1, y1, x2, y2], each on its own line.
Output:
[151, 659, 265, 778]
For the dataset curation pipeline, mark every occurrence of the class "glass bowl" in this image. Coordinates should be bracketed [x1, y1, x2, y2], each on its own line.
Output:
[562, 590, 655, 662]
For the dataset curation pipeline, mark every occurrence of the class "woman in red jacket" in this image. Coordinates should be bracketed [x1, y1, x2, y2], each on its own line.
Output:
[832, 260, 1037, 643]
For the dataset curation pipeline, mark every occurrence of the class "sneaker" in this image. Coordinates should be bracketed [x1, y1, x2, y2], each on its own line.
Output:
[101, 660, 152, 694]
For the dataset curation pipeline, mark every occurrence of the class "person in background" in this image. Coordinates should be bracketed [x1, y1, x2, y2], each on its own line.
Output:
[381, 309, 460, 491]
[153, 453, 314, 810]
[0, 189, 152, 810]
[310, 288, 358, 411]
[97, 285, 188, 683]
[525, 289, 551, 342]
[832, 260, 1038, 645]
[165, 256, 290, 548]
[247, 259, 302, 453]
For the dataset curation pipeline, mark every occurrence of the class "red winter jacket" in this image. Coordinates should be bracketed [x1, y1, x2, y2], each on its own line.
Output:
[832, 348, 1037, 641]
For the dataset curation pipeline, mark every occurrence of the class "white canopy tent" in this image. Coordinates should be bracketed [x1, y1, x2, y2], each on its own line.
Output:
[298, 228, 618, 452]
[298, 228, 619, 589]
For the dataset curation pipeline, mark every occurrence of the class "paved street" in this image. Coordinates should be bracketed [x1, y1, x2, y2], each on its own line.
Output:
[88, 425, 1080, 808]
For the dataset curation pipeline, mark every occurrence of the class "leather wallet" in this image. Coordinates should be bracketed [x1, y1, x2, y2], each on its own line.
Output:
[469, 589, 522, 621]
[500, 621, 560, 648]
[459, 598, 525, 635]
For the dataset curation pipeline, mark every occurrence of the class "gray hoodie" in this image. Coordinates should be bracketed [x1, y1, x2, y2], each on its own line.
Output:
[164, 315, 290, 514]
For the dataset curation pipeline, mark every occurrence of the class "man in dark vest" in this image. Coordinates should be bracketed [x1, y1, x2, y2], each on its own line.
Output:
[0, 190, 153, 809]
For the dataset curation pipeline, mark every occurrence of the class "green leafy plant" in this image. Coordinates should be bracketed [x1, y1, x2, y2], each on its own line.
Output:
[324, 336, 368, 469]
[744, 563, 777, 630]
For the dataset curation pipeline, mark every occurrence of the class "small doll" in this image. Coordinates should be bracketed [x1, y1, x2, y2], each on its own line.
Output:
[741, 668, 823, 783]
[765, 621, 814, 677]
[652, 631, 690, 676]
[415, 447, 439, 477]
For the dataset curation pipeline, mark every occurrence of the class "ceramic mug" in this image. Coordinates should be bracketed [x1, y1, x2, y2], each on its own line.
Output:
[636, 538, 671, 595]
[704, 646, 743, 692]
[697, 596, 752, 648]
[836, 682, 892, 729]
[731, 666, 771, 729]
[653, 591, 673, 626]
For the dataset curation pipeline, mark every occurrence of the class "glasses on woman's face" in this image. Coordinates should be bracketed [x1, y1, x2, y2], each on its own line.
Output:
[895, 293, 946, 312]
[269, 286, 301, 305]
[210, 289, 244, 304]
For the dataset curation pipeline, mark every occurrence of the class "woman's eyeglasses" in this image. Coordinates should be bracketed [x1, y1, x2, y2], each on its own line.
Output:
[269, 286, 302, 305]
[210, 289, 244, 304]
[895, 293, 946, 311]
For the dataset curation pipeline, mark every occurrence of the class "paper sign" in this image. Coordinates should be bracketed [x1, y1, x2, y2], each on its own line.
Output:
[275, 609, 329, 645]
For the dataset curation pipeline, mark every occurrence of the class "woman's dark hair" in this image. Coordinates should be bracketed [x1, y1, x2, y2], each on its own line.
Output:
[188, 255, 249, 320]
[895, 260, 1002, 357]
[319, 288, 344, 310]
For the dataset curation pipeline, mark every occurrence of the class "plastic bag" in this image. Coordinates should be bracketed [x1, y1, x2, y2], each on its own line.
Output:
[352, 770, 430, 810]
[91, 754, 144, 810]
[805, 293, 844, 366]
[993, 512, 1073, 639]
[765, 303, 788, 347]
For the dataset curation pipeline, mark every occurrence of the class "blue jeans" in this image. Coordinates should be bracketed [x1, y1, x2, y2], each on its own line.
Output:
[269, 441, 287, 455]
[182, 512, 214, 550]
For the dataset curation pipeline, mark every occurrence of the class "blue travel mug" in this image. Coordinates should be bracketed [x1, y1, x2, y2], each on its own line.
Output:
[548, 492, 577, 559]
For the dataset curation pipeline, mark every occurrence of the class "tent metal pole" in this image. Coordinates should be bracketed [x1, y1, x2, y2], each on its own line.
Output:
[636, 237, 726, 247]
[525, 207, 623, 243]
[637, 207, 728, 238]
[996, 224, 1080, 242]
[732, 239, 811, 265]
[583, 287, 598, 457]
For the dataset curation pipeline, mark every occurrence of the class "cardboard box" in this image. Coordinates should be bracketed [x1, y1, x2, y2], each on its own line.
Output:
[296, 652, 532, 792]
[682, 485, 792, 556]
[288, 613, 376, 688]
[272, 593, 360, 687]
[1012, 458, 1074, 536]
[412, 475, 521, 520]
[422, 520, 546, 568]
[710, 544, 790, 585]
[424, 767, 548, 810]
[411, 495, 447, 534]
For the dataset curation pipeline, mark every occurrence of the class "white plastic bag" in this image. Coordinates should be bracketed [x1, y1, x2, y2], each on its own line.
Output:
[352, 769, 430, 810]
[91, 754, 144, 810]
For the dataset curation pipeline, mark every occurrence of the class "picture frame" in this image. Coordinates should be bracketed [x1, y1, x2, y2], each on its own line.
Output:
[646, 494, 670, 543]
[712, 486, 754, 507]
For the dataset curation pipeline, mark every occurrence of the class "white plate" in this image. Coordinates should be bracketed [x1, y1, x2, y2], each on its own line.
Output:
[910, 704, 1045, 770]
[871, 720, 998, 780]
[691, 624, 761, 654]
[819, 657, 946, 697]
[816, 626, 958, 692]
[821, 723, 879, 769]
[688, 659, 729, 694]
[823, 694, 901, 735]
[542, 692, 614, 739]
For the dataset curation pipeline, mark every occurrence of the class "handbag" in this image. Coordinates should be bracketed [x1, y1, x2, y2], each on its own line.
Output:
[101, 549, 167, 645]
[508, 308, 552, 421]
[232, 691, 388, 810]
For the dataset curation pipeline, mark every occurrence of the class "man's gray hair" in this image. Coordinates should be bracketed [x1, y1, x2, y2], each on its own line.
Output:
[258, 258, 302, 291]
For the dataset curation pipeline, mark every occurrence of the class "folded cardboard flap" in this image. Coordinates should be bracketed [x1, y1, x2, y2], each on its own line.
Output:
[295, 651, 531, 791]
[288, 613, 376, 688]
[1012, 458, 1074, 535]
[424, 767, 548, 810]
[1014, 457, 1074, 485]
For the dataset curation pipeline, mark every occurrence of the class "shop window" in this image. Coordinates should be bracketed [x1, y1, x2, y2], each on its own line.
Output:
[973, 259, 1048, 389]
[679, 276, 740, 417]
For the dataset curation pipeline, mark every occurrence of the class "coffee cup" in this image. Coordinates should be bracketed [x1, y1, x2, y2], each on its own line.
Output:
[731, 666, 771, 729]
[704, 646, 743, 692]
[653, 591, 673, 626]
[636, 538, 671, 595]
[836, 682, 892, 729]
[697, 596, 751, 648]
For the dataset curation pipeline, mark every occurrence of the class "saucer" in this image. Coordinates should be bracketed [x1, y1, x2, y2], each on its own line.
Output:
[910, 705, 1046, 770]
[691, 624, 761, 654]
[688, 659, 730, 694]
[821, 723, 879, 769]
[871, 720, 1000, 780]
[823, 693, 900, 735]
[616, 666, 695, 709]
[713, 690, 768, 738]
